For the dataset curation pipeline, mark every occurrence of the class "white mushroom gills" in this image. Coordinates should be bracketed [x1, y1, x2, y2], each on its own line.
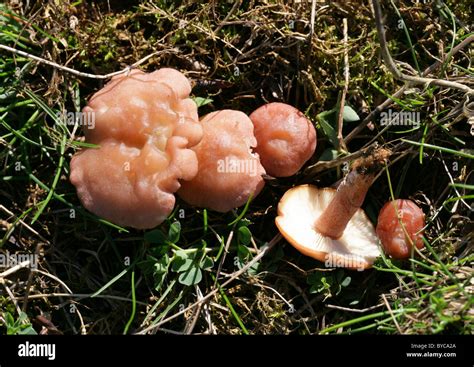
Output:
[275, 185, 381, 269]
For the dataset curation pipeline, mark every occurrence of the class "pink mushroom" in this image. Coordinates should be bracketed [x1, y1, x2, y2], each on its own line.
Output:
[376, 199, 425, 259]
[249, 102, 316, 177]
[177, 110, 266, 212]
[276, 148, 391, 269]
[70, 68, 202, 229]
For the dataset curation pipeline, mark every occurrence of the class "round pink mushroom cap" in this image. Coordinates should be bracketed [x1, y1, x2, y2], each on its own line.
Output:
[376, 199, 425, 259]
[177, 110, 266, 212]
[249, 102, 316, 177]
[70, 68, 202, 229]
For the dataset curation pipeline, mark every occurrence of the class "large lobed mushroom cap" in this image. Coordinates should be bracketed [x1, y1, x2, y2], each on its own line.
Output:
[249, 102, 316, 177]
[275, 185, 381, 269]
[70, 68, 202, 229]
[178, 110, 266, 212]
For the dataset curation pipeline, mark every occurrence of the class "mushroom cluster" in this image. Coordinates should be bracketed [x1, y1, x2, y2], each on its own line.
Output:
[178, 103, 317, 210]
[70, 68, 425, 270]
[70, 68, 317, 228]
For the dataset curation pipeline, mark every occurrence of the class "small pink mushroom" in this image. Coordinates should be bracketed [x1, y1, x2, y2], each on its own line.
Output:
[177, 110, 265, 212]
[376, 199, 425, 259]
[249, 102, 316, 177]
[70, 68, 202, 229]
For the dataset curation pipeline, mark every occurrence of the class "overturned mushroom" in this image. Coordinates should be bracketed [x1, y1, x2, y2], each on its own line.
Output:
[249, 102, 316, 177]
[275, 149, 391, 269]
[70, 68, 202, 229]
[376, 199, 425, 259]
[178, 110, 265, 212]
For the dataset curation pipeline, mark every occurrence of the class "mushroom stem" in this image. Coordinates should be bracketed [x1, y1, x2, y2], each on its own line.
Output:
[314, 148, 390, 239]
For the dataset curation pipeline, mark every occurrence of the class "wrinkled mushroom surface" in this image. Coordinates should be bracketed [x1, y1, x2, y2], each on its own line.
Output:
[70, 68, 202, 229]
[178, 110, 265, 212]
